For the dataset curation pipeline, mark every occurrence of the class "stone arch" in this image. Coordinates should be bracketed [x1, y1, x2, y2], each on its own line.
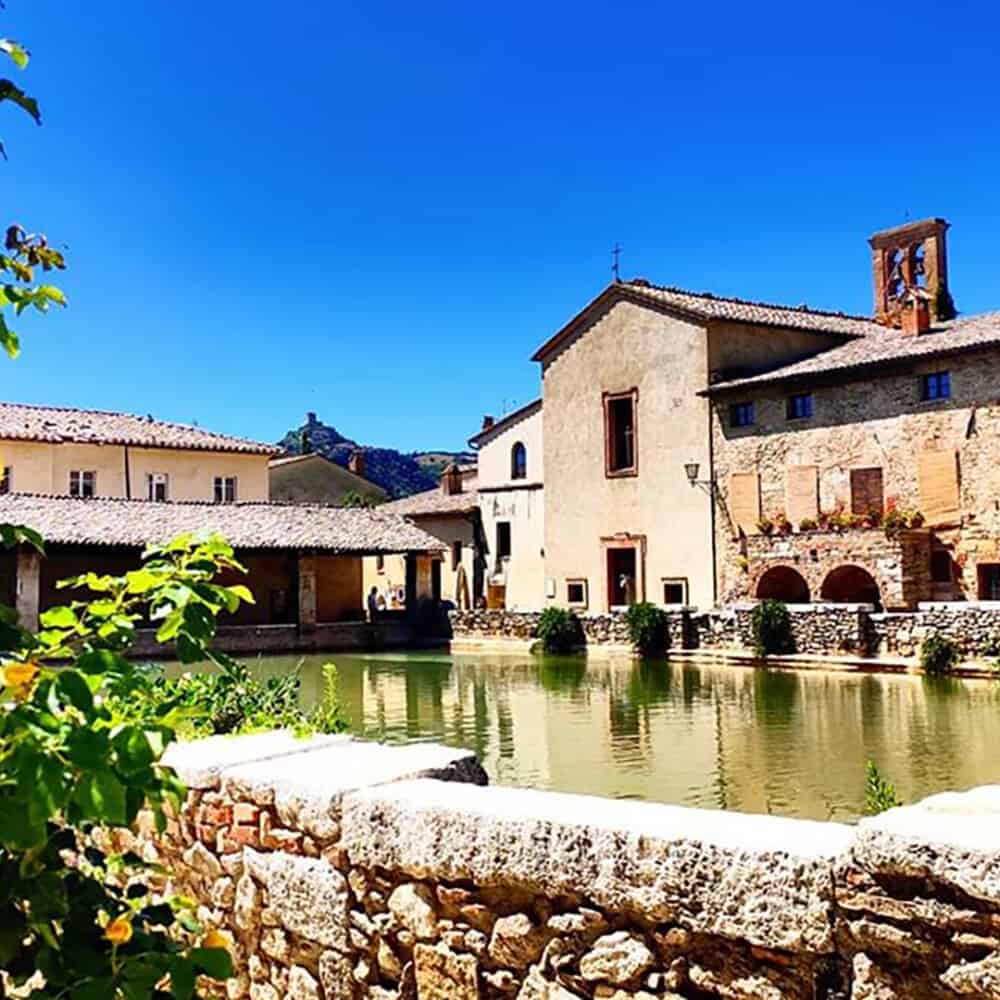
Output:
[755, 565, 810, 603]
[820, 565, 881, 607]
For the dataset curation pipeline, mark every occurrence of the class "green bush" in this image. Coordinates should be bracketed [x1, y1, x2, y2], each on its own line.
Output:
[864, 759, 901, 815]
[535, 606, 582, 653]
[625, 602, 669, 656]
[750, 599, 793, 657]
[919, 634, 962, 675]
[311, 663, 348, 734]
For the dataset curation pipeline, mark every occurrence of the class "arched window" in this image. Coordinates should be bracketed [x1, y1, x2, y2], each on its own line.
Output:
[511, 442, 527, 480]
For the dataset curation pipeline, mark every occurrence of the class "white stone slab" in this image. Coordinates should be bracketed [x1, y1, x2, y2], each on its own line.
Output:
[342, 778, 853, 953]
[162, 730, 352, 788]
[855, 786, 1000, 905]
[221, 740, 483, 838]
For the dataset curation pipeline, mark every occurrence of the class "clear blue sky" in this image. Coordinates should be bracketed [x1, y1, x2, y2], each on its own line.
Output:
[4, 1, 999, 452]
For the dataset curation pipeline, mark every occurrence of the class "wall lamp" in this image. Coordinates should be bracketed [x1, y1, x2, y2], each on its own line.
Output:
[684, 461, 717, 497]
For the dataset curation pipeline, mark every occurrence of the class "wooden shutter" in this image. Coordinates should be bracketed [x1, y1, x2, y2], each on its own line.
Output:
[729, 472, 761, 536]
[786, 465, 819, 524]
[850, 468, 884, 515]
[918, 450, 960, 525]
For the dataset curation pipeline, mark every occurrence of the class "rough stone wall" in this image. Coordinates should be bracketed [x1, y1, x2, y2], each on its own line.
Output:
[694, 603, 873, 655]
[735, 529, 931, 610]
[710, 348, 1000, 606]
[150, 733, 1000, 1000]
[872, 603, 1000, 658]
[448, 609, 691, 649]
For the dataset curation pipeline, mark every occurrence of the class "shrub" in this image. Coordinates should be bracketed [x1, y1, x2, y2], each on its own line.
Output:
[920, 634, 962, 675]
[750, 599, 793, 657]
[756, 515, 775, 536]
[625, 602, 669, 655]
[773, 511, 793, 535]
[864, 760, 901, 815]
[798, 516, 818, 532]
[535, 606, 582, 653]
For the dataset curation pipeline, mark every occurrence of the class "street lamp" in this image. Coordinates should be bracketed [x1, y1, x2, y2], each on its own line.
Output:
[684, 461, 716, 495]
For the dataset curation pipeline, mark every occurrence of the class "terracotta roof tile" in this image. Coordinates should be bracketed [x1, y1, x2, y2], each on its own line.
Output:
[0, 401, 279, 455]
[706, 311, 1000, 392]
[0, 494, 442, 553]
[381, 487, 479, 518]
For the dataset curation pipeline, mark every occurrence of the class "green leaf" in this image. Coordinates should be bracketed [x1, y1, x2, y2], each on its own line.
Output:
[0, 39, 30, 70]
[66, 727, 110, 770]
[0, 78, 40, 124]
[190, 946, 233, 980]
[0, 311, 19, 358]
[73, 769, 127, 825]
[113, 725, 156, 774]
[169, 956, 196, 999]
[76, 648, 131, 675]
[56, 669, 95, 713]
[227, 583, 255, 605]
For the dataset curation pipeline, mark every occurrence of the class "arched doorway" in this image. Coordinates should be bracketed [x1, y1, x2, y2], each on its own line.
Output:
[756, 566, 810, 603]
[820, 565, 881, 607]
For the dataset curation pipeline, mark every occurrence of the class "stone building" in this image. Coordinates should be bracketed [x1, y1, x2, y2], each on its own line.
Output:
[479, 215, 1000, 613]
[468, 399, 544, 610]
[364, 463, 484, 611]
[706, 219, 1000, 609]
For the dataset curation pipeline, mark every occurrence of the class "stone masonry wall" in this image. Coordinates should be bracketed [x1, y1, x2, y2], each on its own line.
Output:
[449, 609, 692, 650]
[149, 732, 1000, 1000]
[872, 603, 1000, 658]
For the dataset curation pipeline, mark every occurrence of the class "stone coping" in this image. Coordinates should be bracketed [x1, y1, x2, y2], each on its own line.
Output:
[728, 602, 875, 613]
[342, 778, 853, 953]
[916, 600, 1000, 611]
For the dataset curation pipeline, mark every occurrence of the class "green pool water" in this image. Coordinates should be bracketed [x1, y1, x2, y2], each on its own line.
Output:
[244, 650, 1000, 822]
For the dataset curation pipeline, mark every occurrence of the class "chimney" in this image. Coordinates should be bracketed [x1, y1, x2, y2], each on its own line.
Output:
[900, 292, 931, 336]
[481, 415, 495, 431]
[440, 463, 462, 496]
[868, 218, 955, 327]
[348, 450, 366, 479]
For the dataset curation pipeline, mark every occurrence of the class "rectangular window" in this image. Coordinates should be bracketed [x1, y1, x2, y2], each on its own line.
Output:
[69, 470, 96, 498]
[214, 476, 238, 503]
[786, 393, 813, 421]
[0, 466, 11, 494]
[566, 579, 588, 608]
[922, 371, 951, 401]
[850, 467, 884, 517]
[930, 550, 954, 584]
[662, 578, 688, 605]
[729, 401, 755, 428]
[604, 389, 638, 476]
[451, 540, 462, 571]
[146, 472, 169, 501]
[496, 521, 511, 559]
[979, 564, 1000, 601]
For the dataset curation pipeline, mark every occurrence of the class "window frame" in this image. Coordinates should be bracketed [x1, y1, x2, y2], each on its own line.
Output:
[495, 521, 512, 560]
[69, 470, 96, 498]
[214, 475, 238, 503]
[603, 387, 639, 478]
[662, 577, 689, 606]
[566, 578, 588, 609]
[729, 401, 756, 428]
[921, 370, 951, 402]
[451, 540, 462, 571]
[146, 471, 169, 502]
[510, 442, 527, 481]
[785, 392, 814, 421]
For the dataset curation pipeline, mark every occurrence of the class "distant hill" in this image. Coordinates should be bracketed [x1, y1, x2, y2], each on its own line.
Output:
[276, 417, 472, 499]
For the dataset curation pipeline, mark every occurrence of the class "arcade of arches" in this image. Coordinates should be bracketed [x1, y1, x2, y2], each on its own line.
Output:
[754, 563, 881, 608]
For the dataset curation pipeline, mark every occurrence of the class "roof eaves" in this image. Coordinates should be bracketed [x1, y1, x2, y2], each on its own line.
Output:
[467, 398, 542, 448]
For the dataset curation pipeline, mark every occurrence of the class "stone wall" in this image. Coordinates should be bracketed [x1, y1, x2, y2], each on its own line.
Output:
[448, 608, 692, 649]
[872, 602, 1000, 658]
[150, 733, 1000, 1000]
[694, 603, 875, 656]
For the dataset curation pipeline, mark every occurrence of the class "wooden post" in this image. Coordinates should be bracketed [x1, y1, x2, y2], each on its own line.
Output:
[16, 548, 40, 632]
[298, 551, 317, 630]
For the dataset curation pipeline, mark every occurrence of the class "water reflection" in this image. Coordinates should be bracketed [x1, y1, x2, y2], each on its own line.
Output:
[248, 651, 1000, 822]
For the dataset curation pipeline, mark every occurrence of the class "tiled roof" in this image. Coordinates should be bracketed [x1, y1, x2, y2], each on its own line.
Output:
[468, 398, 542, 447]
[381, 487, 479, 518]
[706, 311, 1000, 393]
[0, 402, 280, 455]
[0, 494, 443, 553]
[531, 282, 882, 362]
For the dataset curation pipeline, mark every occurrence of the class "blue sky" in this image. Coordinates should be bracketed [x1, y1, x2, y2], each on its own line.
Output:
[3, 1, 999, 452]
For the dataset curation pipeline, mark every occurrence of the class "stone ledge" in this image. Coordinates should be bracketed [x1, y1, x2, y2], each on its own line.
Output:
[341, 778, 853, 954]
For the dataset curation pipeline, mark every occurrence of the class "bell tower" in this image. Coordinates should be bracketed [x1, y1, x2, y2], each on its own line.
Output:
[868, 218, 955, 327]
